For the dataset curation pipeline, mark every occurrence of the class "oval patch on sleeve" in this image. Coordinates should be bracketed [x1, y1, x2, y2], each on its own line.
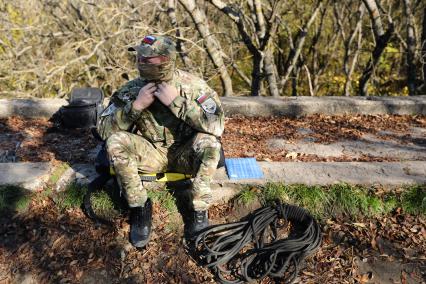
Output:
[201, 97, 217, 114]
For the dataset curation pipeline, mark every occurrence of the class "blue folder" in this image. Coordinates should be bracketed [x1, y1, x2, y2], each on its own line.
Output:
[225, 158, 264, 180]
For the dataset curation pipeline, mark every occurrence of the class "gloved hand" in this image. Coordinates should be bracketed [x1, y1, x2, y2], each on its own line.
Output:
[154, 82, 178, 106]
[133, 83, 156, 111]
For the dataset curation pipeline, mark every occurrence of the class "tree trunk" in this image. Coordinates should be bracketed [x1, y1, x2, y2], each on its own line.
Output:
[167, 0, 193, 70]
[208, 0, 281, 96]
[421, 8, 426, 91]
[178, 0, 233, 96]
[263, 50, 280, 97]
[403, 0, 417, 95]
[279, 2, 322, 92]
[251, 52, 263, 96]
[345, 26, 363, 97]
[337, 3, 364, 96]
[359, 0, 394, 96]
[291, 65, 301, 96]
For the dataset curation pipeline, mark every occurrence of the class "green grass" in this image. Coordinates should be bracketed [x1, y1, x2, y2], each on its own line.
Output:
[148, 189, 178, 213]
[48, 162, 70, 185]
[90, 190, 119, 219]
[286, 185, 330, 218]
[401, 185, 426, 215]
[262, 182, 289, 203]
[54, 183, 87, 211]
[0, 185, 32, 213]
[54, 183, 180, 218]
[329, 184, 370, 217]
[165, 212, 184, 233]
[238, 183, 426, 220]
[54, 183, 121, 219]
[148, 188, 181, 233]
[235, 186, 259, 205]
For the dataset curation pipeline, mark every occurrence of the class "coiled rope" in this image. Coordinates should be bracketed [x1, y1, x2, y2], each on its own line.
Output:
[193, 201, 322, 283]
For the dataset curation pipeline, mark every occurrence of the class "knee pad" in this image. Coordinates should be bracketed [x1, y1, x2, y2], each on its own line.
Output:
[106, 131, 131, 153]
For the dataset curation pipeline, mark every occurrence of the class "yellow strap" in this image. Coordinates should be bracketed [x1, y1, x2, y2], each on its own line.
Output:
[155, 173, 192, 182]
[109, 167, 191, 182]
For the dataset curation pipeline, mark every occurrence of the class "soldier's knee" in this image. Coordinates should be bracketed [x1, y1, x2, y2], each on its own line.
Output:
[106, 131, 131, 154]
[193, 133, 221, 153]
[192, 134, 221, 165]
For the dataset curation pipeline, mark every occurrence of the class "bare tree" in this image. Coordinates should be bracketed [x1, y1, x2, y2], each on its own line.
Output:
[359, 0, 394, 96]
[207, 0, 282, 96]
[178, 0, 234, 96]
[403, 0, 417, 95]
[279, 1, 323, 93]
[306, 2, 334, 96]
[334, 1, 365, 96]
[167, 0, 193, 70]
[1, 0, 425, 99]
[420, 8, 426, 92]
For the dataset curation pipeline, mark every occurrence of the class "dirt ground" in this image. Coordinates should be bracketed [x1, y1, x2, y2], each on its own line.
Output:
[1, 114, 425, 283]
[0, 196, 425, 284]
[0, 114, 425, 164]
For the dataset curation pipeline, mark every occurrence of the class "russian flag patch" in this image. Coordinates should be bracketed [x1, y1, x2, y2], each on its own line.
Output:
[142, 35, 156, 45]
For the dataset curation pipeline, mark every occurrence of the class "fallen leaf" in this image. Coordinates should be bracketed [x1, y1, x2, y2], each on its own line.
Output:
[353, 222, 366, 228]
[285, 152, 298, 159]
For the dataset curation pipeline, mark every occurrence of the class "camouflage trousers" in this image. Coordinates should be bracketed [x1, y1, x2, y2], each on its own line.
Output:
[106, 131, 221, 210]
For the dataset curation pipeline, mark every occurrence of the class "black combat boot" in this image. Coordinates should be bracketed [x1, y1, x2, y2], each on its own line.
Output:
[185, 210, 209, 239]
[129, 198, 152, 248]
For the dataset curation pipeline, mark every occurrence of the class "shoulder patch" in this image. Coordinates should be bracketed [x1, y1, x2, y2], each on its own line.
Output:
[196, 93, 217, 114]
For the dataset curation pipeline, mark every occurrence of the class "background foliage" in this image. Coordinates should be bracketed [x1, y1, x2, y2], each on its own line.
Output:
[0, 0, 425, 98]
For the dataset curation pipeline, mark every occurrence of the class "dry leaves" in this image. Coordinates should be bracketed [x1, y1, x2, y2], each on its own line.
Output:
[1, 114, 425, 163]
[0, 116, 98, 163]
[222, 114, 426, 162]
[1, 193, 425, 283]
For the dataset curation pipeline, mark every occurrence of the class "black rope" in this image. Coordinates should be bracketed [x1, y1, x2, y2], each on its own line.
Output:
[192, 201, 322, 284]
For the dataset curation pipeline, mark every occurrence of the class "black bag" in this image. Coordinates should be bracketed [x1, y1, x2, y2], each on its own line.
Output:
[59, 87, 104, 129]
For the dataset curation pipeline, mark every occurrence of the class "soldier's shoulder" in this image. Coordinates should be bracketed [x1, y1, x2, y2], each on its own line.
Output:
[176, 69, 211, 90]
[111, 77, 145, 105]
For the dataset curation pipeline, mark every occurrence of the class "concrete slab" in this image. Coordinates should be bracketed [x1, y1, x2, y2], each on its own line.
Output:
[267, 134, 426, 161]
[251, 161, 426, 186]
[2, 160, 424, 201]
[355, 257, 424, 284]
[1, 96, 425, 118]
[54, 161, 426, 204]
[0, 162, 51, 191]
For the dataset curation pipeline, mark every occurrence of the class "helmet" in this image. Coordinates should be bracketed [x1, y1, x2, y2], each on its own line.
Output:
[129, 35, 176, 82]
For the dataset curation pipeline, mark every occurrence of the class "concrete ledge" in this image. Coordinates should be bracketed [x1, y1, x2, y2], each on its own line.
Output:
[53, 161, 426, 204]
[0, 98, 67, 118]
[1, 161, 424, 203]
[0, 162, 51, 191]
[222, 96, 426, 117]
[0, 96, 425, 118]
[251, 161, 426, 185]
[213, 161, 426, 203]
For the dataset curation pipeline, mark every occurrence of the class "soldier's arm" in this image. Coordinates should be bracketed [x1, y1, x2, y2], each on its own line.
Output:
[97, 81, 143, 140]
[168, 84, 225, 137]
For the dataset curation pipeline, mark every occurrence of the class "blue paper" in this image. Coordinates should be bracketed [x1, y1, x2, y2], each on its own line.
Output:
[225, 158, 264, 180]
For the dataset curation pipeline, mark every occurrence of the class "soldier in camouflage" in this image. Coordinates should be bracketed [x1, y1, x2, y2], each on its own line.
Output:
[97, 35, 224, 248]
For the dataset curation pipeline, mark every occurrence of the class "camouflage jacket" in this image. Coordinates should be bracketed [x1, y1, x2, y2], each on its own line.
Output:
[97, 70, 225, 148]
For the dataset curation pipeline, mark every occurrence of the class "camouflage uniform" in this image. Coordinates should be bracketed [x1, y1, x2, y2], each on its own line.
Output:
[97, 70, 224, 211]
